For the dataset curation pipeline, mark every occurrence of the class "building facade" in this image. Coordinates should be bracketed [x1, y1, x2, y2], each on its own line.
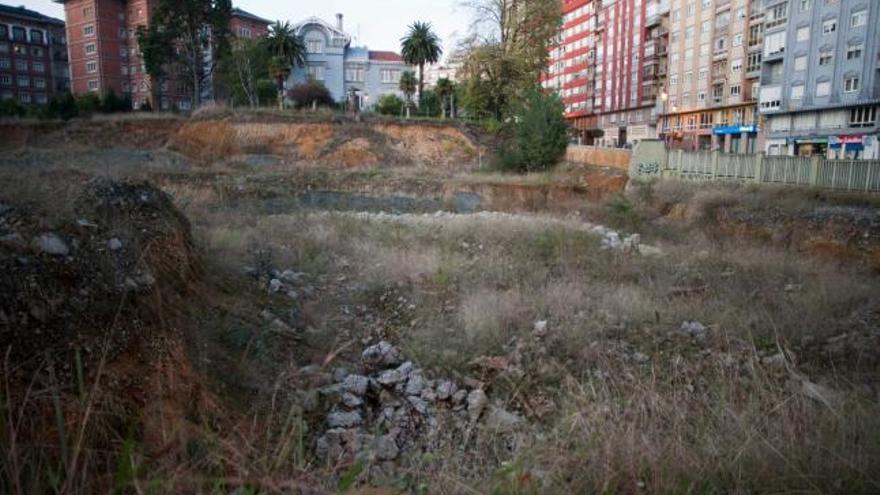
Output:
[661, 0, 763, 153]
[0, 4, 68, 105]
[60, 0, 269, 110]
[289, 15, 413, 109]
[543, 0, 600, 141]
[759, 0, 879, 159]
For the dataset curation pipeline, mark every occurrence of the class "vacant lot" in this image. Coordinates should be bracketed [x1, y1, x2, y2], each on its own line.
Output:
[1, 118, 879, 494]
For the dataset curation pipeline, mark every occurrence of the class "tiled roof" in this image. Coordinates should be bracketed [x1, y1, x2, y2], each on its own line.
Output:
[0, 4, 64, 26]
[369, 51, 404, 62]
[231, 7, 271, 25]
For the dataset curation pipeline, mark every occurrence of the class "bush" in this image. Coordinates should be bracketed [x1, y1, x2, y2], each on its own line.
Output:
[288, 80, 334, 109]
[0, 99, 27, 118]
[256, 79, 277, 106]
[417, 90, 441, 118]
[496, 86, 568, 173]
[100, 90, 131, 113]
[374, 94, 404, 116]
[47, 93, 79, 120]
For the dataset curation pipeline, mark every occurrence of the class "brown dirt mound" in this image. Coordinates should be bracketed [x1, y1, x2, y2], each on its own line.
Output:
[0, 118, 183, 151]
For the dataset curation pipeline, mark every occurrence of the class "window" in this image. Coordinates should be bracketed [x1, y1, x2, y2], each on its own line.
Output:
[800, 0, 811, 10]
[844, 76, 859, 93]
[0, 58, 8, 69]
[0, 75, 10, 85]
[846, 44, 863, 60]
[32, 61, 44, 73]
[816, 81, 831, 97]
[12, 27, 26, 41]
[791, 85, 804, 100]
[345, 67, 364, 82]
[13, 45, 25, 55]
[849, 107, 876, 128]
[819, 52, 833, 65]
[733, 34, 743, 47]
[34, 78, 45, 89]
[83, 24, 95, 36]
[19, 93, 30, 103]
[699, 68, 708, 80]
[31, 47, 43, 57]
[730, 85, 741, 97]
[29, 30, 43, 44]
[794, 55, 807, 71]
[851, 10, 867, 28]
[731, 59, 742, 73]
[381, 69, 400, 83]
[0, 26, 6, 39]
[35, 94, 47, 104]
[306, 39, 322, 54]
[88, 79, 98, 91]
[796, 26, 810, 42]
[306, 65, 324, 80]
[0, 43, 6, 54]
[17, 75, 28, 87]
[85, 43, 96, 54]
[822, 19, 836, 34]
[83, 6, 94, 18]
[15, 59, 27, 71]
[86, 61, 97, 73]
[119, 28, 127, 38]
[747, 52, 762, 72]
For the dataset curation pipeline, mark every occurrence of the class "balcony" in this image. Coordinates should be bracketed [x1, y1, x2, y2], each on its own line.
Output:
[763, 48, 785, 62]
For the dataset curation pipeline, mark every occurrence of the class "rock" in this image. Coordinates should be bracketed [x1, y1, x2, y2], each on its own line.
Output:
[378, 368, 406, 386]
[333, 367, 350, 382]
[280, 270, 304, 283]
[467, 389, 488, 422]
[679, 320, 707, 338]
[35, 233, 69, 256]
[602, 231, 622, 249]
[107, 238, 123, 251]
[408, 395, 430, 415]
[0, 232, 26, 250]
[451, 389, 468, 404]
[435, 380, 458, 400]
[484, 404, 523, 431]
[532, 320, 548, 339]
[76, 218, 98, 228]
[373, 433, 400, 460]
[342, 392, 364, 408]
[405, 371, 425, 396]
[622, 234, 641, 252]
[362, 340, 403, 367]
[327, 411, 363, 428]
[343, 374, 370, 395]
[268, 278, 283, 293]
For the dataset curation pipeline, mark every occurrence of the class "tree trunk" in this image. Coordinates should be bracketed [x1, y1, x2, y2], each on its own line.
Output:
[418, 62, 425, 104]
[193, 69, 200, 110]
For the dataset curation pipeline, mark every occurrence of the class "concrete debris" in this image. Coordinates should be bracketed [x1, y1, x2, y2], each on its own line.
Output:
[35, 233, 69, 256]
[327, 411, 363, 428]
[467, 389, 488, 423]
[680, 320, 707, 338]
[532, 320, 548, 339]
[362, 340, 403, 367]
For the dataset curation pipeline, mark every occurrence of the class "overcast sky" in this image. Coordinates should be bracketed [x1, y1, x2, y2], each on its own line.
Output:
[24, 0, 470, 61]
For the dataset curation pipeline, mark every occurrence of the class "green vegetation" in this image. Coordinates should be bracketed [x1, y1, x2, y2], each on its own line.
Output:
[287, 80, 334, 109]
[0, 91, 132, 120]
[399, 71, 418, 118]
[400, 21, 443, 102]
[375, 94, 405, 116]
[264, 21, 307, 109]
[496, 87, 568, 173]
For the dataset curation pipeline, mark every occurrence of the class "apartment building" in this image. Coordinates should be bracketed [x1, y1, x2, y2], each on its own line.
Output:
[0, 4, 68, 105]
[661, 0, 763, 152]
[60, 0, 269, 110]
[543, 0, 599, 141]
[289, 15, 414, 109]
[759, 0, 879, 159]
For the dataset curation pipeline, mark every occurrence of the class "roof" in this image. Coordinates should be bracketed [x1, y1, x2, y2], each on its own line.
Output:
[230, 7, 271, 25]
[293, 16, 351, 44]
[0, 4, 65, 26]
[369, 51, 404, 63]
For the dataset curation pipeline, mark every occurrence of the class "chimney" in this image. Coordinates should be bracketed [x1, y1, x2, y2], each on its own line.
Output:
[336, 13, 343, 31]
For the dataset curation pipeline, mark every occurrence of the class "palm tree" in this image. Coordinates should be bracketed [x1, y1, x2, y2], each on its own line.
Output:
[264, 21, 306, 109]
[435, 77, 454, 118]
[399, 71, 418, 118]
[400, 21, 442, 102]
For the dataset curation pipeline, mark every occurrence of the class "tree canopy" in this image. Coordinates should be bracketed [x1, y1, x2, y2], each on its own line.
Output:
[400, 21, 443, 101]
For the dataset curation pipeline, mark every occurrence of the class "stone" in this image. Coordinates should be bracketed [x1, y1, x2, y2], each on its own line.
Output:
[333, 367, 350, 382]
[679, 320, 707, 338]
[35, 233, 69, 256]
[362, 340, 403, 367]
[327, 411, 363, 428]
[602, 231, 622, 249]
[107, 238, 123, 251]
[451, 389, 468, 404]
[343, 374, 369, 395]
[378, 368, 406, 386]
[467, 389, 488, 422]
[484, 405, 523, 431]
[268, 278, 283, 293]
[280, 269, 304, 283]
[373, 433, 400, 460]
[408, 395, 430, 415]
[622, 234, 641, 252]
[420, 387, 438, 401]
[532, 320, 549, 339]
[435, 380, 458, 401]
[405, 371, 425, 396]
[342, 392, 364, 408]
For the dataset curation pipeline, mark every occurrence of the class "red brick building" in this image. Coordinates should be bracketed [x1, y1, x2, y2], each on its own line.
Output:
[542, 0, 599, 141]
[58, 0, 270, 110]
[0, 4, 69, 105]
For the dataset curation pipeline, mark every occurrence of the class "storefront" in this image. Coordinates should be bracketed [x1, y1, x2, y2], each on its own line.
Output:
[828, 135, 871, 159]
[794, 138, 828, 157]
[712, 125, 760, 154]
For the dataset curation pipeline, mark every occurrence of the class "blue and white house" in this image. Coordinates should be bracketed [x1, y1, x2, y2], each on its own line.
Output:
[289, 15, 414, 110]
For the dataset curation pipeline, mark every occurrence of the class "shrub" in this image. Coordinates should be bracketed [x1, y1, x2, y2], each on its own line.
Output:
[375, 94, 404, 116]
[47, 93, 79, 120]
[256, 79, 277, 106]
[288, 80, 335, 109]
[417, 90, 441, 118]
[100, 90, 131, 113]
[496, 86, 568, 173]
[75, 93, 102, 115]
[0, 99, 27, 118]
